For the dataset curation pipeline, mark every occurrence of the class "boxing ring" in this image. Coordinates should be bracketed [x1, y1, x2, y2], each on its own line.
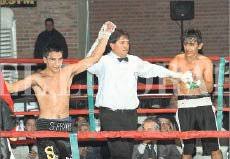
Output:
[0, 56, 229, 159]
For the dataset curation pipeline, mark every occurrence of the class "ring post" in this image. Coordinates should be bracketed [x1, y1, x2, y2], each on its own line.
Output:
[84, 0, 96, 132]
[216, 57, 225, 130]
[87, 72, 96, 131]
[69, 133, 79, 159]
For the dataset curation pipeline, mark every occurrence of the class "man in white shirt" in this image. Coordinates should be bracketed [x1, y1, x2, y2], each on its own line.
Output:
[87, 29, 192, 159]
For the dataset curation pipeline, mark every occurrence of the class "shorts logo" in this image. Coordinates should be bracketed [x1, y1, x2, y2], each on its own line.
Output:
[49, 121, 72, 131]
[45, 146, 58, 159]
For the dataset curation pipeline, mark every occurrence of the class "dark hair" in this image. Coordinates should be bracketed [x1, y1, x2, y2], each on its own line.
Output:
[183, 29, 203, 54]
[104, 29, 129, 54]
[183, 29, 202, 44]
[43, 43, 64, 57]
[45, 18, 54, 24]
[143, 116, 158, 122]
[24, 116, 36, 125]
[156, 114, 179, 130]
[156, 114, 174, 121]
[143, 117, 159, 125]
[142, 117, 160, 130]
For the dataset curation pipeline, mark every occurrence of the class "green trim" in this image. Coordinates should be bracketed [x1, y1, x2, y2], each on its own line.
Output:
[69, 133, 79, 159]
[216, 57, 225, 130]
[87, 72, 96, 131]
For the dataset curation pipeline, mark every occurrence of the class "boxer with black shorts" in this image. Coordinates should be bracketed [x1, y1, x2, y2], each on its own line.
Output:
[177, 94, 219, 156]
[5, 22, 116, 159]
[168, 29, 223, 159]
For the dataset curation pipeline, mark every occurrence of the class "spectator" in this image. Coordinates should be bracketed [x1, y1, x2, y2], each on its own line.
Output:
[157, 114, 175, 132]
[75, 116, 88, 126]
[78, 122, 102, 159]
[0, 97, 16, 159]
[34, 18, 68, 59]
[132, 117, 160, 159]
[156, 115, 181, 159]
[12, 116, 38, 159]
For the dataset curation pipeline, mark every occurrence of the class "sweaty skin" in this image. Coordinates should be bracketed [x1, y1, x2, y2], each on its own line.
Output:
[31, 61, 76, 119]
[169, 42, 213, 95]
[6, 21, 116, 119]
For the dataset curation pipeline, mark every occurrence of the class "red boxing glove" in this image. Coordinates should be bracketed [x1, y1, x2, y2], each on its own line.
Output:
[0, 72, 14, 112]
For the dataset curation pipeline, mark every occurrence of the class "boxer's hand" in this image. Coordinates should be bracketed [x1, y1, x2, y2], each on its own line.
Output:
[180, 71, 193, 83]
[98, 21, 116, 40]
[186, 80, 201, 90]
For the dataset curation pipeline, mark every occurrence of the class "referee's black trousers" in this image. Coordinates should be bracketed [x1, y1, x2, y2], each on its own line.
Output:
[99, 107, 138, 159]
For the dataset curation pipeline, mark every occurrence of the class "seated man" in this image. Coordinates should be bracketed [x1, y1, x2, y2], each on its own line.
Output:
[12, 116, 38, 159]
[77, 122, 102, 159]
[156, 115, 181, 159]
[0, 95, 16, 159]
[132, 117, 160, 159]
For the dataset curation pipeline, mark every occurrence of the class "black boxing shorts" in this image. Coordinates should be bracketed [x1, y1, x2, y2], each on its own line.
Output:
[176, 95, 220, 155]
[36, 118, 72, 132]
[36, 118, 73, 159]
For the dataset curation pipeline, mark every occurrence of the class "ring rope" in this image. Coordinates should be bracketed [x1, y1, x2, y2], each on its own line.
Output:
[70, 83, 230, 90]
[142, 55, 230, 63]
[11, 93, 229, 105]
[0, 58, 80, 64]
[0, 55, 229, 64]
[2, 130, 230, 141]
[72, 94, 176, 99]
[10, 138, 36, 145]
[13, 107, 230, 116]
[70, 93, 229, 99]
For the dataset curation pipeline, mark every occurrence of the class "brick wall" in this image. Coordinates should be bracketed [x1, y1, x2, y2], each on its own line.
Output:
[9, 0, 229, 58]
[11, 0, 78, 58]
[89, 0, 229, 57]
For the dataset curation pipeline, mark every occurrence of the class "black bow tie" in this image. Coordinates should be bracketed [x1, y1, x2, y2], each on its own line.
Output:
[117, 57, 128, 62]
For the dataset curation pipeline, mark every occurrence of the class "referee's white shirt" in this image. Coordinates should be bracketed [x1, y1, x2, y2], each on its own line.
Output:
[88, 52, 177, 110]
